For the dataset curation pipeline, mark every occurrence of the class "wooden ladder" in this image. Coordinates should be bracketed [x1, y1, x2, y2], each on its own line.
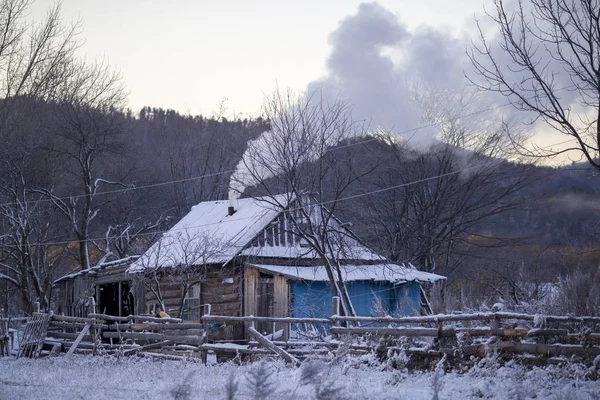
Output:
[419, 286, 433, 316]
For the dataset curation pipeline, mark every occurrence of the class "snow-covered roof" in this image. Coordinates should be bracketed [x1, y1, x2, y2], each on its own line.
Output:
[54, 256, 139, 284]
[128, 193, 446, 283]
[248, 263, 446, 284]
[128, 194, 292, 272]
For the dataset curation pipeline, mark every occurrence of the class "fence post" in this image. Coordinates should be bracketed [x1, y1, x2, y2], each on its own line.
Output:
[332, 296, 341, 328]
[492, 314, 501, 336]
[201, 304, 211, 364]
[435, 319, 443, 351]
[89, 297, 97, 315]
[34, 302, 40, 314]
[202, 304, 211, 343]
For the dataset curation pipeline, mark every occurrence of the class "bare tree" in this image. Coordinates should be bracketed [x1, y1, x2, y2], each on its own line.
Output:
[553, 267, 600, 315]
[352, 89, 537, 278]
[131, 230, 226, 318]
[100, 217, 169, 259]
[0, 167, 63, 313]
[164, 116, 247, 218]
[231, 88, 372, 317]
[0, 0, 79, 132]
[36, 58, 127, 271]
[469, 0, 600, 169]
[0, 0, 79, 313]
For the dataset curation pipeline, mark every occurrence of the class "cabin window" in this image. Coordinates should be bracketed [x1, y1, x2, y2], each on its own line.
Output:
[182, 283, 201, 321]
[286, 213, 297, 245]
[279, 217, 286, 245]
[266, 224, 274, 246]
[273, 221, 280, 246]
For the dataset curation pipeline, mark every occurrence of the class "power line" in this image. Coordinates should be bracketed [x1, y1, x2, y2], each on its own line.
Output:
[0, 169, 236, 208]
[0, 140, 566, 249]
[0, 137, 582, 248]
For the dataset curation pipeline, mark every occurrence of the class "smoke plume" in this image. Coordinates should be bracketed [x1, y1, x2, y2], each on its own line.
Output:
[309, 2, 469, 147]
[229, 2, 489, 199]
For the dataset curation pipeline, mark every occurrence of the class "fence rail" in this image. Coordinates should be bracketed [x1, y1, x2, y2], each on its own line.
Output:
[4, 296, 600, 367]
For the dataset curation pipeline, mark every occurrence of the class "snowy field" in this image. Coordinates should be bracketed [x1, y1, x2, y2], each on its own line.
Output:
[1, 356, 599, 400]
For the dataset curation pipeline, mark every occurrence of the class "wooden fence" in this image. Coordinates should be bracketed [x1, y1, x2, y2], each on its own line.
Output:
[40, 312, 205, 360]
[1, 316, 30, 357]
[6, 296, 600, 367]
[328, 310, 600, 365]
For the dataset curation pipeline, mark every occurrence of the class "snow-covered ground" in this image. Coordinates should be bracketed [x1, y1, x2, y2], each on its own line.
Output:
[1, 355, 598, 399]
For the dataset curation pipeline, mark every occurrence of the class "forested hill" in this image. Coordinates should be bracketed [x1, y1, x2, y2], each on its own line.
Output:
[126, 106, 270, 219]
[486, 163, 600, 247]
[0, 100, 270, 238]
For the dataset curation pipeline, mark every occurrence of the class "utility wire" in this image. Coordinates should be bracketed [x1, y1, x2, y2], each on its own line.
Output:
[0, 137, 573, 249]
[0, 164, 487, 248]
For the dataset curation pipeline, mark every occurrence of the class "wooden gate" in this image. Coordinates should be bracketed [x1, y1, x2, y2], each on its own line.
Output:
[17, 313, 51, 359]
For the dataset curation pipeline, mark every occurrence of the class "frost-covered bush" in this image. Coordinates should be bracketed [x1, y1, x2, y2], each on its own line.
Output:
[223, 371, 238, 400]
[551, 269, 600, 316]
[2, 355, 600, 399]
[300, 360, 342, 400]
[431, 356, 447, 398]
[243, 362, 277, 400]
[170, 371, 194, 400]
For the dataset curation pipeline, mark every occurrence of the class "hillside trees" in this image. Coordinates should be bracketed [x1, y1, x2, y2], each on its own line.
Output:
[353, 89, 533, 271]
[350, 139, 534, 272]
[136, 108, 268, 219]
[0, 0, 79, 121]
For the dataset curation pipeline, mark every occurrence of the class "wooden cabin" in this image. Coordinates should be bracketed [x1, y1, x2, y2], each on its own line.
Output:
[55, 194, 444, 339]
[124, 194, 445, 339]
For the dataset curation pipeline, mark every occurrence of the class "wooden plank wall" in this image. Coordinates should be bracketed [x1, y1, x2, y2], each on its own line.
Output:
[243, 268, 289, 318]
[274, 274, 289, 338]
[57, 275, 94, 317]
[244, 267, 259, 317]
[273, 275, 288, 318]
[243, 267, 290, 339]
[95, 268, 129, 285]
[203, 265, 242, 317]
[57, 266, 130, 317]
[143, 265, 243, 318]
[144, 275, 186, 316]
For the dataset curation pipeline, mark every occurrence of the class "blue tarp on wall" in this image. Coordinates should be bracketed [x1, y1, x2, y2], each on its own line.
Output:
[290, 280, 421, 318]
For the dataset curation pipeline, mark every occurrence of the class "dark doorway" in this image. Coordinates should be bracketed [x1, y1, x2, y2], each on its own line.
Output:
[97, 282, 134, 317]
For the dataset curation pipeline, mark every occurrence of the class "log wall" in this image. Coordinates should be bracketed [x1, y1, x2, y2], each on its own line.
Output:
[143, 263, 243, 319]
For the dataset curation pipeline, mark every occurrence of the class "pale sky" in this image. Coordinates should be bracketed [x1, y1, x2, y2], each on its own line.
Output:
[32, 0, 486, 117]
